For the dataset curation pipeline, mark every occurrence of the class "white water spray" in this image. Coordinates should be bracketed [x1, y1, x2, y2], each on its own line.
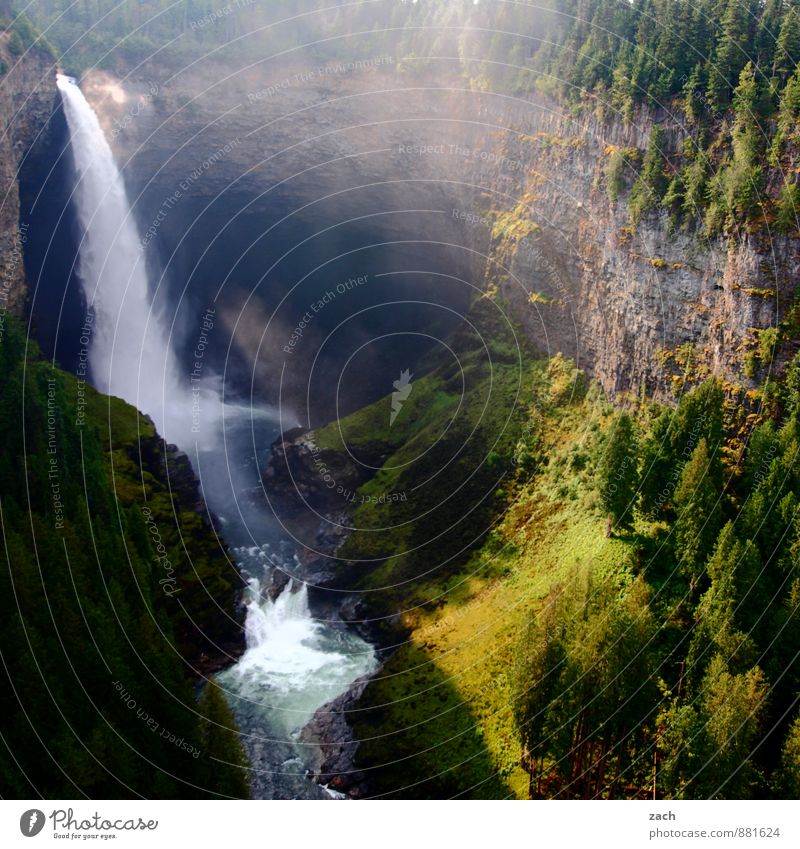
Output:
[220, 573, 377, 736]
[56, 74, 215, 443]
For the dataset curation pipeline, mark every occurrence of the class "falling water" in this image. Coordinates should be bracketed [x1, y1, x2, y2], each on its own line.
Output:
[56, 73, 205, 443]
[57, 74, 378, 797]
[222, 575, 377, 735]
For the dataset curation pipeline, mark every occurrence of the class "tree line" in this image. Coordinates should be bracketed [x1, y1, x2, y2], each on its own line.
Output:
[513, 368, 800, 798]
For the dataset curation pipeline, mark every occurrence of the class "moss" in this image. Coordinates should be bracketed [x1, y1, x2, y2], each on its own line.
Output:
[81, 382, 157, 447]
[527, 290, 553, 305]
[756, 326, 780, 366]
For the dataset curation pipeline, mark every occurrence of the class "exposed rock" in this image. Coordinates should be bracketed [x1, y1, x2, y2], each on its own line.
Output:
[235, 713, 333, 800]
[0, 35, 56, 317]
[262, 424, 398, 586]
[264, 427, 379, 517]
[87, 60, 800, 403]
[299, 673, 375, 798]
[476, 104, 800, 400]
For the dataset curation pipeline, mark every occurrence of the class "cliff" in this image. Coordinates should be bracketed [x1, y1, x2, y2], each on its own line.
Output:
[83, 59, 798, 405]
[0, 31, 55, 317]
[474, 104, 800, 402]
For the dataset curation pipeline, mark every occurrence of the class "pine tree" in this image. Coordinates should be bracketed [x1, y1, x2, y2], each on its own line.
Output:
[513, 598, 568, 797]
[597, 412, 639, 534]
[773, 6, 800, 86]
[629, 126, 669, 223]
[776, 710, 800, 796]
[673, 438, 723, 590]
[514, 575, 658, 798]
[682, 63, 706, 123]
[670, 379, 725, 459]
[707, 0, 757, 110]
[639, 407, 677, 520]
[722, 62, 766, 221]
[660, 656, 768, 798]
[686, 522, 761, 685]
[771, 66, 800, 164]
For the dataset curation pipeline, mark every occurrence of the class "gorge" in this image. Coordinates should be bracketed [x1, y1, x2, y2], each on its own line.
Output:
[3, 0, 800, 802]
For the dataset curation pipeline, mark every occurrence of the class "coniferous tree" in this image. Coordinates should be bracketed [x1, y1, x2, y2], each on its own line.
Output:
[660, 656, 768, 799]
[722, 62, 766, 221]
[673, 438, 723, 590]
[639, 407, 677, 520]
[707, 0, 756, 111]
[597, 412, 639, 535]
[686, 522, 761, 686]
[629, 126, 669, 223]
[776, 710, 800, 796]
[198, 682, 251, 799]
[773, 6, 800, 87]
[513, 597, 569, 798]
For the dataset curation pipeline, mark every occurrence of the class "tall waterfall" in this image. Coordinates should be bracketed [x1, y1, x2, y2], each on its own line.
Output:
[56, 74, 193, 442]
[57, 74, 378, 798]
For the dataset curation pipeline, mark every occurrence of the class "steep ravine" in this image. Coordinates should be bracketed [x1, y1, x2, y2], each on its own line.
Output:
[67, 59, 800, 798]
[7, 50, 800, 798]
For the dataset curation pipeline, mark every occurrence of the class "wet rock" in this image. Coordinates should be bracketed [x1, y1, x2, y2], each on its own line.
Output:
[0, 42, 56, 316]
[299, 673, 376, 798]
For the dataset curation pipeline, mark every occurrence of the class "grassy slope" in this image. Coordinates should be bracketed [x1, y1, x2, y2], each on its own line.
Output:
[310, 309, 642, 796]
[356, 379, 642, 798]
[0, 318, 245, 796]
[310, 299, 545, 609]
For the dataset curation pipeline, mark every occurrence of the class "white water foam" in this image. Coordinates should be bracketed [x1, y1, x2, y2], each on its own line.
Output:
[221, 576, 377, 736]
[58, 74, 377, 795]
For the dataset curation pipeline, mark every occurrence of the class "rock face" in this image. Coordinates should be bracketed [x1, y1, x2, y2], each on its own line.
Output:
[85, 60, 799, 403]
[262, 426, 387, 585]
[471, 104, 800, 401]
[0, 36, 56, 317]
[298, 673, 374, 798]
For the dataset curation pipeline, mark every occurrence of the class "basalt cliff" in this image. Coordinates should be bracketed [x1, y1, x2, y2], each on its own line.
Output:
[0, 33, 55, 316]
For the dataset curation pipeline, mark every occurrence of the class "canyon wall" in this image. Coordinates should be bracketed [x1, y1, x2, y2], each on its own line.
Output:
[475, 103, 799, 402]
[87, 59, 796, 404]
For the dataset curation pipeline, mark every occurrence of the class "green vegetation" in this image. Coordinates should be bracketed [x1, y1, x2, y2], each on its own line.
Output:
[0, 317, 248, 797]
[629, 127, 669, 224]
[21, 1, 800, 233]
[316, 331, 800, 798]
[1, 11, 56, 60]
[535, 1, 800, 233]
[314, 299, 543, 615]
[595, 411, 638, 533]
[605, 147, 640, 204]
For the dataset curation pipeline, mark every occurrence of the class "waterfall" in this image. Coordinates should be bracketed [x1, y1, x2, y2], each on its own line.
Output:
[56, 74, 201, 443]
[56, 73, 378, 797]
